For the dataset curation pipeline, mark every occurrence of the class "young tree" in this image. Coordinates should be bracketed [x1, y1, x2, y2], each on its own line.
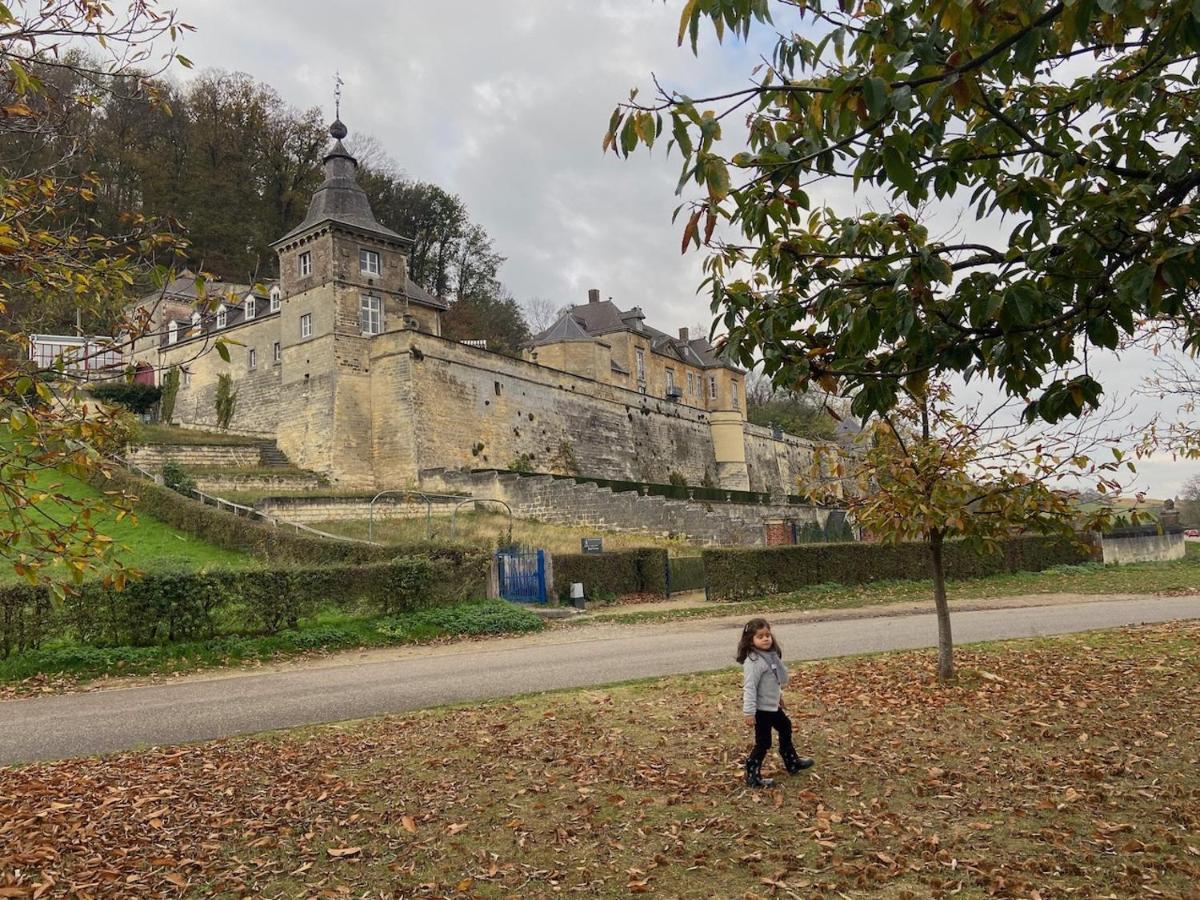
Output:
[605, 2, 1200, 427]
[811, 384, 1132, 680]
[1, 0, 192, 590]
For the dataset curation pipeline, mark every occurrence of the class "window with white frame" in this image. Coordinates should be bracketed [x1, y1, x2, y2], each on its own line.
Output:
[273, 341, 281, 364]
[635, 348, 646, 381]
[359, 248, 381, 275]
[269, 286, 281, 312]
[731, 380, 740, 409]
[687, 372, 695, 395]
[666, 368, 676, 393]
[245, 296, 255, 320]
[167, 320, 178, 344]
[300, 313, 312, 338]
[248, 347, 257, 370]
[298, 251, 312, 277]
[215, 305, 227, 329]
[708, 375, 717, 400]
[190, 311, 201, 333]
[360, 294, 382, 334]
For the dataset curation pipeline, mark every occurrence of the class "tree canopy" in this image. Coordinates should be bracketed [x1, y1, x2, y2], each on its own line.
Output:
[606, 0, 1200, 426]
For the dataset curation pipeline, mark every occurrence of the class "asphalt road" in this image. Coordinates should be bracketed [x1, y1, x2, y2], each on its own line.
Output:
[2, 595, 1198, 765]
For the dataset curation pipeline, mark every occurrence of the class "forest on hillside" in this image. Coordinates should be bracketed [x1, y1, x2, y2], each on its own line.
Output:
[2, 64, 529, 351]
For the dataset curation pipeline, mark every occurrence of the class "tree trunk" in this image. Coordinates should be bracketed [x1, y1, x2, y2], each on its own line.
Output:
[928, 529, 954, 681]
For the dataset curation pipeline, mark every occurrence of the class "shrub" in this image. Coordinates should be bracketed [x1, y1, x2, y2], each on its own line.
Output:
[377, 600, 543, 639]
[88, 382, 161, 414]
[159, 366, 180, 423]
[668, 470, 688, 487]
[215, 373, 237, 430]
[161, 460, 196, 495]
[0, 583, 55, 659]
[508, 452, 535, 474]
[702, 535, 1093, 602]
[553, 548, 668, 601]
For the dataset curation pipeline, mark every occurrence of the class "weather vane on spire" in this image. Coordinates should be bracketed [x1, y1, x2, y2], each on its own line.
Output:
[334, 71, 344, 120]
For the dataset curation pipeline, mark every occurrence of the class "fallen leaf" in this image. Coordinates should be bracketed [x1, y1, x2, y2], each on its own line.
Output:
[327, 846, 362, 858]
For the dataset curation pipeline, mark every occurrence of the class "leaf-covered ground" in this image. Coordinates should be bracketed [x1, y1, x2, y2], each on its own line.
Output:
[2, 624, 1198, 898]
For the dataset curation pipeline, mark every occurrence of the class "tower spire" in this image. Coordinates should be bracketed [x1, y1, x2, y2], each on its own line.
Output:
[334, 70, 343, 121]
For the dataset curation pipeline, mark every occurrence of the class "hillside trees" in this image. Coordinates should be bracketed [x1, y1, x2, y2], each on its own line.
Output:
[605, 1, 1200, 427]
[1, 0, 192, 589]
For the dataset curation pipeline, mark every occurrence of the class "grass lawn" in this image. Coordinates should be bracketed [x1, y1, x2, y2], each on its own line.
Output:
[590, 543, 1200, 624]
[316, 510, 701, 556]
[0, 470, 252, 584]
[1, 623, 1196, 897]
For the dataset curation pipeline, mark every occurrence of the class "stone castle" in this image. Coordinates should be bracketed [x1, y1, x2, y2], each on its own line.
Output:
[129, 120, 825, 497]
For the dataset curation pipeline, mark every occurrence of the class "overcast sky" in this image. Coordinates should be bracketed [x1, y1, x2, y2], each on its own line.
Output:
[168, 1, 1198, 498]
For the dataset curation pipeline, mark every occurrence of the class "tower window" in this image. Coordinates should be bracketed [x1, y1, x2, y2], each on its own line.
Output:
[182, 368, 191, 387]
[273, 341, 281, 364]
[360, 294, 383, 335]
[635, 348, 646, 381]
[248, 347, 257, 370]
[298, 251, 312, 277]
[300, 313, 312, 339]
[359, 249, 381, 275]
[731, 380, 739, 409]
[709, 376, 717, 400]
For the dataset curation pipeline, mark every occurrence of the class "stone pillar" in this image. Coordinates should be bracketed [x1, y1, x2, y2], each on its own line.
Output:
[709, 410, 750, 490]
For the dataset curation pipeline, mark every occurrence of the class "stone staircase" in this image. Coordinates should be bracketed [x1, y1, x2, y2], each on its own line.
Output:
[255, 441, 292, 467]
[419, 468, 826, 546]
[127, 439, 325, 494]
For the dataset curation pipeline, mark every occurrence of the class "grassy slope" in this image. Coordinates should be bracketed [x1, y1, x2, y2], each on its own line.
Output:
[1, 623, 1196, 897]
[1, 470, 252, 584]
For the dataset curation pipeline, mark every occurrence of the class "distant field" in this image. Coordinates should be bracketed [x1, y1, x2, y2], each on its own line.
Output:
[1, 470, 253, 583]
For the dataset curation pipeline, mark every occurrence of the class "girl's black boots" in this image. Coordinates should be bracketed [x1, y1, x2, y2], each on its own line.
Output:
[780, 746, 814, 774]
[744, 758, 775, 789]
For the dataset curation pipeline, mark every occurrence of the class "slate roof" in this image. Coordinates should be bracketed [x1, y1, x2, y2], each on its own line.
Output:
[273, 120, 409, 247]
[404, 279, 451, 311]
[528, 298, 742, 372]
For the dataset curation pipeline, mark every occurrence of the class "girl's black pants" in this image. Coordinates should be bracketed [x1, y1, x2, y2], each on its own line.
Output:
[747, 708, 797, 766]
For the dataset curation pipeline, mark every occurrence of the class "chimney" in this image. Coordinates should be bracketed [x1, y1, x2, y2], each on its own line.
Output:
[678, 327, 689, 342]
[587, 288, 600, 304]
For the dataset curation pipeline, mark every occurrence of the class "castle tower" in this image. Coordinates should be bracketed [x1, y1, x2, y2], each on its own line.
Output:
[265, 119, 443, 486]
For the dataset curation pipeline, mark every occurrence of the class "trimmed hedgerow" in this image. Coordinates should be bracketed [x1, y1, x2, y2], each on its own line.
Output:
[377, 600, 543, 639]
[1, 555, 488, 651]
[87, 382, 161, 414]
[553, 548, 669, 601]
[702, 535, 1094, 602]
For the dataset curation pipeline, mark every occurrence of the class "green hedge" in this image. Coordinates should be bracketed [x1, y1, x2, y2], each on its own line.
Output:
[702, 535, 1093, 602]
[88, 382, 162, 414]
[0, 555, 489, 654]
[552, 548, 668, 601]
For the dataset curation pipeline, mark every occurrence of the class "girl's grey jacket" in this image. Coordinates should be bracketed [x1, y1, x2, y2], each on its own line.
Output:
[743, 649, 789, 714]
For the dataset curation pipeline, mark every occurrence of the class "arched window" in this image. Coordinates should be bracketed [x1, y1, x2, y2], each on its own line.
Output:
[269, 286, 281, 312]
[215, 305, 227, 329]
[245, 295, 255, 320]
[167, 320, 178, 345]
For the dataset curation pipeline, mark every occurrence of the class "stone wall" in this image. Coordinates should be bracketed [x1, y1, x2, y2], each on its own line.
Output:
[257, 494, 465, 524]
[391, 332, 722, 487]
[1100, 531, 1186, 564]
[192, 473, 325, 494]
[126, 444, 265, 469]
[419, 468, 828, 546]
[743, 424, 822, 496]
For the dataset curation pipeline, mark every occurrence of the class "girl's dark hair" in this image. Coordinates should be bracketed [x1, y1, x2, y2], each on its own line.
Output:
[736, 618, 778, 663]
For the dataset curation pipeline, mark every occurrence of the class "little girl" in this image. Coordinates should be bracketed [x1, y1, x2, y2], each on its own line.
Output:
[737, 618, 813, 788]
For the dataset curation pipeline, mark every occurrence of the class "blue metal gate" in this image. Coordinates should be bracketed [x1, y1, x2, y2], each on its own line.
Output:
[496, 548, 548, 603]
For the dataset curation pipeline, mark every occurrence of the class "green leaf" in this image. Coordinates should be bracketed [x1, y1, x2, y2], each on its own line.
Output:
[215, 341, 231, 363]
[864, 77, 888, 119]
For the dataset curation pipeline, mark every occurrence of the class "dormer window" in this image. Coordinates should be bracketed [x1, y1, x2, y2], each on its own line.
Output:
[190, 311, 201, 333]
[269, 286, 281, 312]
[298, 251, 312, 277]
[167, 320, 178, 345]
[215, 305, 227, 329]
[359, 249, 380, 276]
[245, 295, 255, 320]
